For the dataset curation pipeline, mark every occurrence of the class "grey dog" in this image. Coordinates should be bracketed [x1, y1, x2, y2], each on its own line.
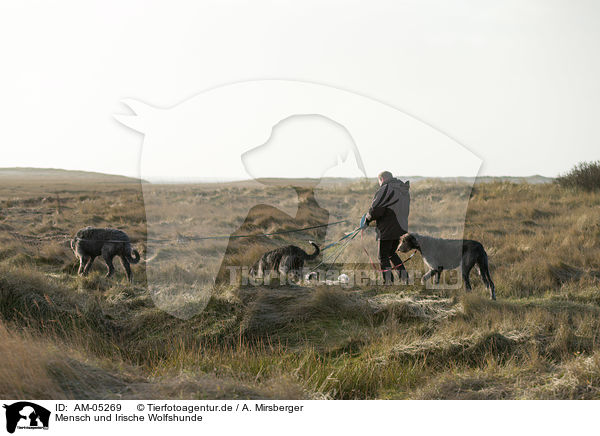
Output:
[71, 227, 140, 281]
[250, 241, 320, 282]
[398, 233, 495, 300]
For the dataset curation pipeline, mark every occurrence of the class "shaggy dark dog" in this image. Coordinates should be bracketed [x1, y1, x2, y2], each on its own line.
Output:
[250, 241, 320, 282]
[71, 227, 140, 281]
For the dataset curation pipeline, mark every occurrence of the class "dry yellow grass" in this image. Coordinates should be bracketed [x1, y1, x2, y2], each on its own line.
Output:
[1, 170, 599, 399]
[0, 320, 66, 398]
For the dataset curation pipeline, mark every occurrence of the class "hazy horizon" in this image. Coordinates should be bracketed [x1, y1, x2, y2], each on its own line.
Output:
[0, 166, 556, 184]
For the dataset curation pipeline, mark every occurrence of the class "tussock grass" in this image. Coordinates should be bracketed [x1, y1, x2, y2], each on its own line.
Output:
[1, 176, 600, 399]
[0, 320, 66, 398]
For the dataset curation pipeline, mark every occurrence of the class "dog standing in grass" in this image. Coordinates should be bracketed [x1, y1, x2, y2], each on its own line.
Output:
[71, 227, 140, 282]
[398, 233, 496, 300]
[250, 241, 320, 282]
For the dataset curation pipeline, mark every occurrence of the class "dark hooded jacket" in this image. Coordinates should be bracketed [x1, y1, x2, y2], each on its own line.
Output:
[367, 178, 410, 240]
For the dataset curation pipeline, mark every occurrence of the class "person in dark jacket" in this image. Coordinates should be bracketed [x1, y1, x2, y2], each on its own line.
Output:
[364, 171, 410, 284]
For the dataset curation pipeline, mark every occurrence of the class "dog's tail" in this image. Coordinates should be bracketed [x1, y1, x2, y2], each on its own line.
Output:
[127, 246, 141, 264]
[304, 241, 320, 260]
[478, 249, 495, 300]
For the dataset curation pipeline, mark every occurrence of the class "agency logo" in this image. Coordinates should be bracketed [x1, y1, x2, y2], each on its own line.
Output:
[3, 402, 50, 434]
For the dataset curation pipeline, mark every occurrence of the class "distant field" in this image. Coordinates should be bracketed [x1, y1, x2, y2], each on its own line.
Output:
[1, 169, 599, 399]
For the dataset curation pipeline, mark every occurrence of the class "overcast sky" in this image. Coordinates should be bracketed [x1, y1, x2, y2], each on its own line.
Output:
[1, 0, 598, 179]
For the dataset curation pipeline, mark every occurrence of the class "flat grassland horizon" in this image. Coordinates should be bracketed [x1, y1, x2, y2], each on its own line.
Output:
[1, 168, 599, 399]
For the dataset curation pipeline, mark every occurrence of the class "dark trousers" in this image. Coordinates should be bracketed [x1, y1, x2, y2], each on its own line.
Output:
[378, 239, 407, 284]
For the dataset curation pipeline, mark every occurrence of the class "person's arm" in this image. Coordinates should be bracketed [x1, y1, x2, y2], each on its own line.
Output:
[365, 185, 388, 222]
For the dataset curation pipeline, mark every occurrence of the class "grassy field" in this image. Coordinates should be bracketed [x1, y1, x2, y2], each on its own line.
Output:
[1, 168, 600, 399]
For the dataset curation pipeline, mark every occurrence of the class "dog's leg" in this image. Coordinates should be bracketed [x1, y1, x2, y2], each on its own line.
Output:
[485, 268, 496, 300]
[477, 253, 496, 300]
[477, 264, 490, 289]
[421, 269, 434, 285]
[278, 255, 295, 284]
[120, 255, 132, 282]
[462, 264, 473, 291]
[102, 245, 116, 278]
[257, 260, 264, 278]
[291, 259, 304, 284]
[105, 256, 116, 278]
[83, 256, 95, 275]
[77, 255, 88, 275]
[462, 251, 478, 292]
[434, 266, 443, 285]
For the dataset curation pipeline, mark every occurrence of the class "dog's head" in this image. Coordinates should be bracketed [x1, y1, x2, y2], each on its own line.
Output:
[398, 233, 420, 253]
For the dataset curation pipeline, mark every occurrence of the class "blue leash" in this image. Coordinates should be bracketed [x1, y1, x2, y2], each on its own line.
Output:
[320, 227, 362, 252]
[307, 227, 361, 273]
